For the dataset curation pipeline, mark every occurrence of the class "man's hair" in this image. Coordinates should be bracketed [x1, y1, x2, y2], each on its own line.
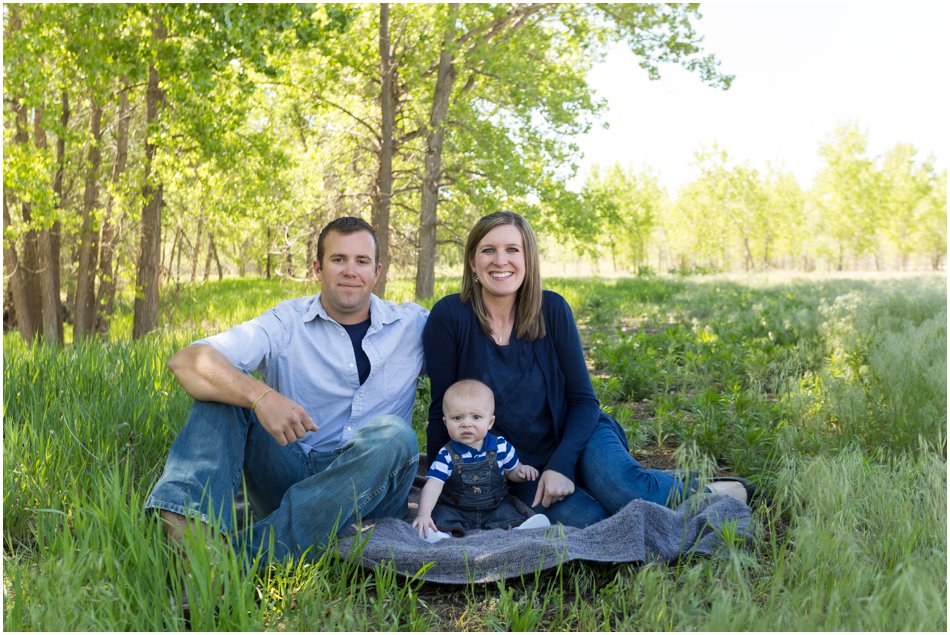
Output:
[443, 378, 495, 412]
[460, 211, 546, 341]
[317, 216, 380, 266]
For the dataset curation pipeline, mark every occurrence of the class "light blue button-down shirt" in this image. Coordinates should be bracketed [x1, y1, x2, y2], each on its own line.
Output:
[195, 293, 428, 453]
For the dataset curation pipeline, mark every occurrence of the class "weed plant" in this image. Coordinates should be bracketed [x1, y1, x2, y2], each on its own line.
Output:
[4, 273, 946, 630]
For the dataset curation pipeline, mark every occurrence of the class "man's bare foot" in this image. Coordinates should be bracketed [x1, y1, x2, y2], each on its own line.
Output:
[707, 480, 748, 503]
[159, 509, 193, 545]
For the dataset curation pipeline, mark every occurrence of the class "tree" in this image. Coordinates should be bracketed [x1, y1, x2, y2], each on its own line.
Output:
[3, 5, 64, 343]
[412, 3, 734, 299]
[812, 123, 881, 270]
[878, 144, 942, 269]
[762, 165, 806, 269]
[581, 163, 664, 272]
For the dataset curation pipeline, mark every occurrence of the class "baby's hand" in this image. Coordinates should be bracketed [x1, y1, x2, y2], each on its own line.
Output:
[412, 515, 438, 539]
[518, 464, 539, 481]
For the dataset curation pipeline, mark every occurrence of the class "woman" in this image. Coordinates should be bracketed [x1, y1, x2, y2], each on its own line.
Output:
[423, 211, 751, 527]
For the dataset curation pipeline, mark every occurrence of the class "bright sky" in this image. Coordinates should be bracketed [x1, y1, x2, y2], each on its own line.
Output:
[574, 1, 949, 195]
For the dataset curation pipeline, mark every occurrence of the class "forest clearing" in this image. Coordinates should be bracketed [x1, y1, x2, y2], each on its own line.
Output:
[4, 273, 945, 630]
[4, 4, 946, 631]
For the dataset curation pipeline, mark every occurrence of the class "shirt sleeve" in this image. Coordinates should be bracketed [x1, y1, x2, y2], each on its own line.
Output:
[425, 447, 453, 482]
[422, 297, 459, 469]
[495, 436, 520, 472]
[543, 292, 602, 480]
[194, 302, 291, 373]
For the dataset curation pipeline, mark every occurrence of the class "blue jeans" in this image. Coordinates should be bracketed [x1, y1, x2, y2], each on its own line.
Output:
[509, 414, 696, 528]
[144, 400, 418, 562]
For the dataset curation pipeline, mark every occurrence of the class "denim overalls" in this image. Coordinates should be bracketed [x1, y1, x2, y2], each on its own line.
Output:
[431, 444, 526, 535]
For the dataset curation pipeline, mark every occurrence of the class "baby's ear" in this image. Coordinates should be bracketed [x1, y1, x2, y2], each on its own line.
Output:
[487, 415, 496, 429]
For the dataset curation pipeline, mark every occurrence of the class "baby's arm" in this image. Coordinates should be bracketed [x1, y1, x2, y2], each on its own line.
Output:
[506, 461, 539, 483]
[411, 477, 445, 538]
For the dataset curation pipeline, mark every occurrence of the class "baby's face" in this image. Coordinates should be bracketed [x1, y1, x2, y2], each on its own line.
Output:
[442, 392, 495, 448]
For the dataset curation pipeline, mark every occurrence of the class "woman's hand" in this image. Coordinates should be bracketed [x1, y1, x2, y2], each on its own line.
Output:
[532, 469, 575, 508]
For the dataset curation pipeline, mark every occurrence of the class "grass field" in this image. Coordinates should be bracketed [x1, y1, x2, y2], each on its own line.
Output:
[3, 272, 946, 630]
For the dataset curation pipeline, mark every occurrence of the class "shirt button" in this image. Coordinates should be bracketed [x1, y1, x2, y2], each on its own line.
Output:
[348, 362, 354, 368]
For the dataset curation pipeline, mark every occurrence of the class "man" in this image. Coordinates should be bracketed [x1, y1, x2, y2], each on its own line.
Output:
[145, 216, 427, 562]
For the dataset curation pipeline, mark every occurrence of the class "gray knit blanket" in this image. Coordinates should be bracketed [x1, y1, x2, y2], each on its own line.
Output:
[338, 462, 752, 584]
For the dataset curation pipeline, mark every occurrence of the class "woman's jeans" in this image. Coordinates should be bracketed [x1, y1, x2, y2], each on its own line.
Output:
[509, 414, 698, 528]
[145, 400, 418, 562]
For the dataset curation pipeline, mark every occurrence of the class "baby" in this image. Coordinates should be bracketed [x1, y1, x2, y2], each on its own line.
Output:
[413, 378, 545, 539]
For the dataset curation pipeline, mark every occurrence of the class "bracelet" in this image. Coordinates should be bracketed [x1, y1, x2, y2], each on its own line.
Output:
[251, 387, 274, 411]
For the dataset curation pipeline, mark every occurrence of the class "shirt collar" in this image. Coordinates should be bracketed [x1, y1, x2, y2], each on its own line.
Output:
[449, 432, 498, 456]
[306, 293, 402, 330]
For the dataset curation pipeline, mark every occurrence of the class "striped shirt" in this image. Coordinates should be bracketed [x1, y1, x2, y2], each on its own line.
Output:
[425, 433, 519, 483]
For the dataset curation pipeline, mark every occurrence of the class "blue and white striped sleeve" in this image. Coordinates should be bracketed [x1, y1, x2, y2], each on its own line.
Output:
[425, 447, 453, 482]
[495, 436, 520, 473]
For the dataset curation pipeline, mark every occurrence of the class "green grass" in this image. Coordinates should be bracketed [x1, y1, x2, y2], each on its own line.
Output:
[4, 273, 946, 630]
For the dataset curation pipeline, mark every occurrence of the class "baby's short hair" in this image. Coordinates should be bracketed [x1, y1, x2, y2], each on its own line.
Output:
[442, 378, 494, 411]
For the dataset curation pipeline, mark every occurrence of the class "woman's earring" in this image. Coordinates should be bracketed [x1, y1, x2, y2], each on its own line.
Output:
[474, 274, 479, 283]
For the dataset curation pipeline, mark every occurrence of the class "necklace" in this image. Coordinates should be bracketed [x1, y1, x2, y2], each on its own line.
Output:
[490, 321, 513, 345]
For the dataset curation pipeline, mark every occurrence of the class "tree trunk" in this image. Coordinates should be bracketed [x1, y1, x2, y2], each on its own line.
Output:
[31, 103, 63, 344]
[191, 217, 204, 282]
[12, 101, 42, 341]
[371, 3, 395, 299]
[52, 91, 69, 340]
[282, 240, 294, 279]
[210, 233, 223, 280]
[3, 196, 35, 342]
[74, 99, 103, 339]
[204, 232, 216, 281]
[3, 8, 35, 341]
[265, 227, 272, 279]
[306, 215, 320, 277]
[96, 81, 130, 336]
[133, 21, 167, 339]
[415, 3, 459, 301]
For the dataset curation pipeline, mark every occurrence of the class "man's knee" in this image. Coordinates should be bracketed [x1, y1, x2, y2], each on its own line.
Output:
[360, 415, 419, 460]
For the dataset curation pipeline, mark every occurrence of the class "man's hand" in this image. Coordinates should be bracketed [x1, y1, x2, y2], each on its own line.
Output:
[253, 389, 318, 446]
[531, 469, 575, 508]
[412, 515, 439, 539]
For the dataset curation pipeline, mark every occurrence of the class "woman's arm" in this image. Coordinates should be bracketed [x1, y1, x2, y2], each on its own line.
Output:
[542, 292, 602, 480]
[422, 298, 460, 467]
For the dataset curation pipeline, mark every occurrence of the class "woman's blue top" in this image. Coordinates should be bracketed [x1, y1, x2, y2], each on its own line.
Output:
[423, 290, 607, 481]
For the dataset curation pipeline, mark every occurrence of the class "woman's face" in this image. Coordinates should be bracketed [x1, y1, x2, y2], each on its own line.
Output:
[470, 224, 526, 301]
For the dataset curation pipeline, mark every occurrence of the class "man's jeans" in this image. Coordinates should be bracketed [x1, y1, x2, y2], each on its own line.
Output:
[509, 414, 697, 528]
[145, 400, 418, 562]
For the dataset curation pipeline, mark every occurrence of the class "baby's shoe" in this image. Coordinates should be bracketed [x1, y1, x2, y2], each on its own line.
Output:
[515, 514, 550, 530]
[423, 529, 452, 543]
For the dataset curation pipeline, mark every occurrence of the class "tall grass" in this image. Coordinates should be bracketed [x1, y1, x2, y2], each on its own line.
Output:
[4, 273, 946, 630]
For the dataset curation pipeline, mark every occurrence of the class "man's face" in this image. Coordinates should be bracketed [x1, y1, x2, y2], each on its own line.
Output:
[314, 230, 380, 324]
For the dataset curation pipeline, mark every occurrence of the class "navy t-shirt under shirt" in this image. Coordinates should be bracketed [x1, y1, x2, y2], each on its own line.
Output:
[341, 318, 371, 385]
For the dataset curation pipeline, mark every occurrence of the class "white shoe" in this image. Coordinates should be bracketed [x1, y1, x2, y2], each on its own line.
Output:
[423, 530, 452, 543]
[515, 514, 550, 530]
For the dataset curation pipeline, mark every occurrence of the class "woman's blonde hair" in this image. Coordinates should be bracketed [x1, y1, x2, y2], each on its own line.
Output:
[460, 211, 546, 341]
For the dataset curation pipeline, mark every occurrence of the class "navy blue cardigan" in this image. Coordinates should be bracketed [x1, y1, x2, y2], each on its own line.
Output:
[423, 290, 606, 481]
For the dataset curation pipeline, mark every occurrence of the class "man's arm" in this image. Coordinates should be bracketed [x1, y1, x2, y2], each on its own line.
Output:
[168, 344, 317, 446]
